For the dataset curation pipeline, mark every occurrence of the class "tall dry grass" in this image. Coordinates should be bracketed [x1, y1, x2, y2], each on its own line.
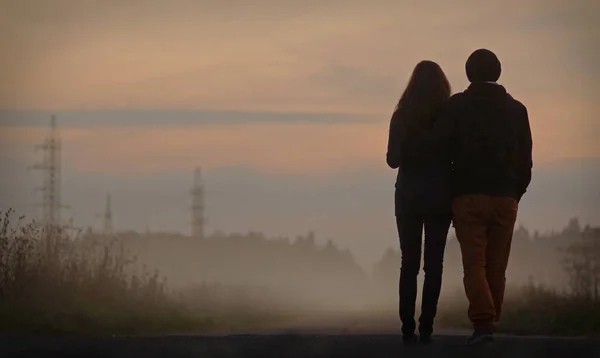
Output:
[0, 209, 213, 334]
[436, 282, 600, 336]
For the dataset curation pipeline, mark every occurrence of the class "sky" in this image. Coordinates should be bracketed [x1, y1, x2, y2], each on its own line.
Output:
[1, 0, 599, 267]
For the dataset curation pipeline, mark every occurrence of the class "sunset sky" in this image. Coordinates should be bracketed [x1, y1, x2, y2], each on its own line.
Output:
[1, 0, 598, 267]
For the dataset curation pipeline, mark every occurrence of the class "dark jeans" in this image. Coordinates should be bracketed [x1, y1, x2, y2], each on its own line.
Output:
[396, 213, 451, 336]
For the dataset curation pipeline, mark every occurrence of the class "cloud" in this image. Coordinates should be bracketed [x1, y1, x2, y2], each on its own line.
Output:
[3, 0, 594, 111]
[1, 119, 387, 175]
[309, 65, 398, 99]
[0, 109, 371, 128]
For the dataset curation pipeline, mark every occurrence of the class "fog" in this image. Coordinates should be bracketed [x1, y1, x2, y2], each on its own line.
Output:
[68, 217, 584, 329]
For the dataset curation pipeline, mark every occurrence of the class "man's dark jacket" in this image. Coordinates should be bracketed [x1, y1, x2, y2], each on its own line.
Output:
[435, 82, 533, 201]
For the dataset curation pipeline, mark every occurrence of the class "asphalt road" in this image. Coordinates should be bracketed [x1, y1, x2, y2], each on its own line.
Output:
[2, 333, 600, 358]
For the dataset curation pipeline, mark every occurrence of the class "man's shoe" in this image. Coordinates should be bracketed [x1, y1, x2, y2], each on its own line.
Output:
[403, 333, 419, 344]
[466, 330, 494, 346]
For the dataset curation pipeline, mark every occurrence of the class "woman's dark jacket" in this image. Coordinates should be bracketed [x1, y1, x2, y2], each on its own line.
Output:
[386, 107, 452, 217]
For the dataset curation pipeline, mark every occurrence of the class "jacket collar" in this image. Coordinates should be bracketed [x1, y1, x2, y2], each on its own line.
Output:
[466, 81, 508, 98]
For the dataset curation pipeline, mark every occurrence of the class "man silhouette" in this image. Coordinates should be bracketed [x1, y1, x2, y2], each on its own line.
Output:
[438, 49, 533, 345]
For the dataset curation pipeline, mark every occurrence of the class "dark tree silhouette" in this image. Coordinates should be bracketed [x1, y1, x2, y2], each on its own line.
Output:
[560, 223, 600, 301]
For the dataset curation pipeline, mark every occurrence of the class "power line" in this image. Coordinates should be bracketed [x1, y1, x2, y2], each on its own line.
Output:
[191, 166, 205, 239]
[103, 194, 114, 236]
[29, 115, 69, 231]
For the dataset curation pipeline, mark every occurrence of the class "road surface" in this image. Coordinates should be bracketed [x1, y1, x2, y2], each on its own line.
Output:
[2, 332, 599, 358]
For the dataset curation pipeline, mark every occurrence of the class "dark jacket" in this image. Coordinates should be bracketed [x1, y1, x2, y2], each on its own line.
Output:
[386, 108, 453, 216]
[437, 82, 533, 201]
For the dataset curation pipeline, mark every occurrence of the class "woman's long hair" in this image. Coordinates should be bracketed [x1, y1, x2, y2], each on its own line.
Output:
[393, 60, 451, 147]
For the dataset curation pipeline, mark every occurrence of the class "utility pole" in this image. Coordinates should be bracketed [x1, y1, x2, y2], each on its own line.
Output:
[31, 115, 67, 232]
[191, 166, 205, 239]
[103, 194, 114, 236]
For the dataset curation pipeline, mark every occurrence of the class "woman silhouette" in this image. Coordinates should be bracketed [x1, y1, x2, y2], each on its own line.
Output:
[386, 60, 453, 344]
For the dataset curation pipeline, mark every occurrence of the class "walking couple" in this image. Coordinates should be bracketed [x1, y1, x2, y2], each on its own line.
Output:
[386, 49, 533, 346]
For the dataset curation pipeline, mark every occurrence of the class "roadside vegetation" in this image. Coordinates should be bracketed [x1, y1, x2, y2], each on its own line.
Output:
[0, 210, 245, 334]
[437, 283, 600, 336]
[437, 223, 600, 336]
[1, 209, 598, 336]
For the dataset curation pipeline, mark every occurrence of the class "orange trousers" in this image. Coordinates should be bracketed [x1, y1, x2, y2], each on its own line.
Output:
[452, 194, 518, 331]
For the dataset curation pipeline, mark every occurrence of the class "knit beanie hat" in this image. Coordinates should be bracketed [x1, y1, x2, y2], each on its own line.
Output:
[466, 49, 501, 82]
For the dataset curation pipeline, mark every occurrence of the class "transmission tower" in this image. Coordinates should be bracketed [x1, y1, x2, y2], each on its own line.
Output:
[103, 194, 114, 236]
[191, 166, 205, 239]
[31, 115, 66, 230]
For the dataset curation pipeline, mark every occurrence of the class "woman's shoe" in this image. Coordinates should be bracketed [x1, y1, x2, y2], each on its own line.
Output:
[419, 334, 432, 344]
[402, 333, 419, 344]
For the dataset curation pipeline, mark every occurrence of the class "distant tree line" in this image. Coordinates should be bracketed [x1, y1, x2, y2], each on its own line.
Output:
[84, 217, 600, 310]
[86, 229, 371, 311]
[372, 218, 600, 302]
[560, 220, 600, 301]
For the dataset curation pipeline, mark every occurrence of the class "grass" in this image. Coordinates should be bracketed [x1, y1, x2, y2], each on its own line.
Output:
[436, 284, 600, 337]
[500, 284, 600, 336]
[0, 209, 217, 335]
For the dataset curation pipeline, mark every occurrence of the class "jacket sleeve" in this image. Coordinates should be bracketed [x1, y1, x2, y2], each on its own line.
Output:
[516, 106, 533, 201]
[386, 111, 402, 169]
